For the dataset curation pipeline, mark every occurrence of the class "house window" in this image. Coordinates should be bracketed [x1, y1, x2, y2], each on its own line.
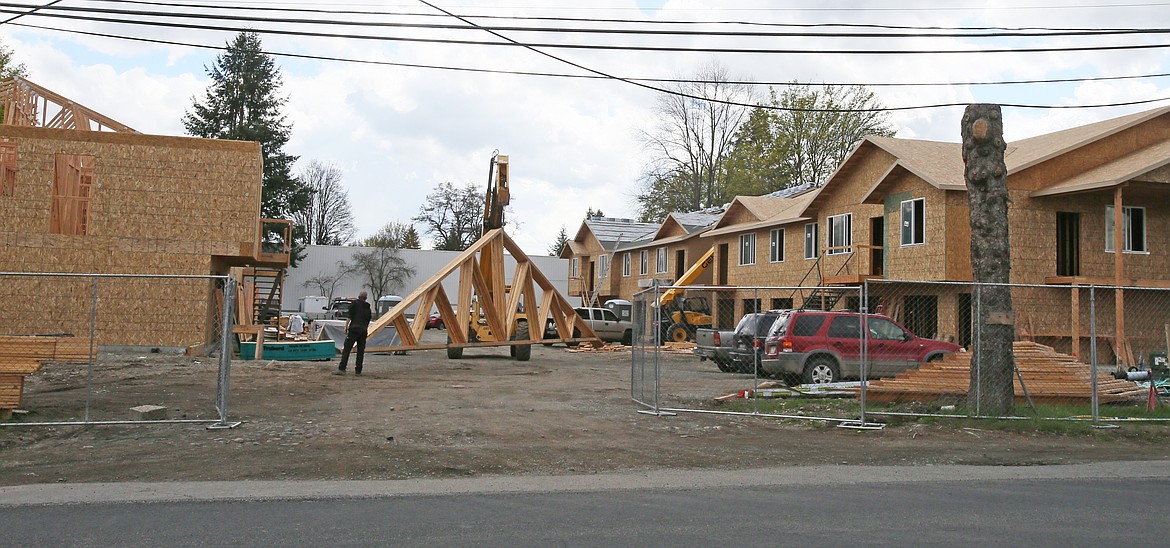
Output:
[622, 252, 631, 277]
[655, 247, 668, 274]
[739, 233, 756, 266]
[1105, 205, 1147, 253]
[900, 198, 925, 246]
[639, 250, 648, 275]
[769, 228, 785, 263]
[0, 141, 15, 197]
[571, 257, 579, 277]
[804, 223, 818, 259]
[827, 213, 852, 255]
[51, 154, 95, 236]
[598, 254, 609, 277]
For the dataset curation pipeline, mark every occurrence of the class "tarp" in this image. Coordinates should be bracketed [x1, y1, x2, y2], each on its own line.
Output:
[313, 319, 401, 351]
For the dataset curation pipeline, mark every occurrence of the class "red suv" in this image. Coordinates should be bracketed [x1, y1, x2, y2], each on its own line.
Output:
[760, 310, 961, 385]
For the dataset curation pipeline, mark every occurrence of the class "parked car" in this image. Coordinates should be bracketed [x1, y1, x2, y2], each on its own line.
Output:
[760, 310, 962, 385]
[425, 312, 445, 330]
[694, 327, 738, 372]
[544, 307, 633, 346]
[327, 298, 354, 320]
[727, 310, 787, 374]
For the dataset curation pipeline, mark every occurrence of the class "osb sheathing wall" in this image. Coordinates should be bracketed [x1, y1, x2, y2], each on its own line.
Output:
[0, 125, 263, 347]
[613, 238, 712, 300]
[805, 147, 889, 280]
[878, 172, 954, 282]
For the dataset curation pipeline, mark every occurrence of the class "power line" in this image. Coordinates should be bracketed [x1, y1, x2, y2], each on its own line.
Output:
[30, 0, 1170, 39]
[3, 6, 1169, 56]
[15, 19, 1170, 113]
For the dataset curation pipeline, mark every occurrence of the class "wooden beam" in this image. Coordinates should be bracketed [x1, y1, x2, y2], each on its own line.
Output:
[1114, 186, 1126, 366]
[1071, 283, 1080, 360]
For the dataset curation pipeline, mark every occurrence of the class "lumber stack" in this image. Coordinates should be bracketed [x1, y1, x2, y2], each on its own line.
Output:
[0, 335, 92, 415]
[858, 341, 1147, 404]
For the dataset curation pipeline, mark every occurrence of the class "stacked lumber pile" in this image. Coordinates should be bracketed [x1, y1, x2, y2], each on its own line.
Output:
[0, 335, 92, 415]
[859, 341, 1147, 404]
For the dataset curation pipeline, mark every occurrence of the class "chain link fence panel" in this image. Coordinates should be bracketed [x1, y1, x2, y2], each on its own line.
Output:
[0, 273, 237, 427]
[632, 280, 1170, 426]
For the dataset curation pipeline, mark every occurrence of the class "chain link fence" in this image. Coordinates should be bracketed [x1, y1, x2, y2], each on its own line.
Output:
[633, 281, 1170, 425]
[0, 272, 238, 428]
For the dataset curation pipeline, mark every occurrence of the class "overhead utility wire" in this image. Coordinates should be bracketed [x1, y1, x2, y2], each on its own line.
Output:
[414, 1, 1170, 113]
[15, 20, 1170, 96]
[0, 0, 60, 25]
[3, 7, 1169, 56]
[25, 1, 1170, 39]
[89, 0, 1170, 30]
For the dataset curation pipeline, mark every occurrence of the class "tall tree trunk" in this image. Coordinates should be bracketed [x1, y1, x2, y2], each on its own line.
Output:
[961, 104, 1016, 416]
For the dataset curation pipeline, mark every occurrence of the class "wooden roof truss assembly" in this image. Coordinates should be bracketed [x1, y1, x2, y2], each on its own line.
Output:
[0, 77, 137, 133]
[365, 228, 600, 357]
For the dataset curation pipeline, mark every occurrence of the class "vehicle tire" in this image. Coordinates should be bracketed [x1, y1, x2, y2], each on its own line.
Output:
[802, 356, 839, 385]
[714, 358, 734, 373]
[446, 335, 463, 360]
[512, 321, 531, 361]
[621, 329, 633, 346]
[565, 328, 581, 348]
[665, 322, 694, 343]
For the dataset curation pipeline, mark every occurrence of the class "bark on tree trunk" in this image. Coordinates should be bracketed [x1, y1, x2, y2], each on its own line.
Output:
[962, 104, 1016, 417]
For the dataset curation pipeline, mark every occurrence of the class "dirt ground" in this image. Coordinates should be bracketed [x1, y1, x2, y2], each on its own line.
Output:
[2, 329, 1169, 486]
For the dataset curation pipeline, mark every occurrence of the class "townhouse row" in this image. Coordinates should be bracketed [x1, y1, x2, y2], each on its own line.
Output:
[563, 106, 1170, 363]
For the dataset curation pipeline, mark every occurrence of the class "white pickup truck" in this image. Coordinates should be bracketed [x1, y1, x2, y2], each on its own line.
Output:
[544, 307, 634, 346]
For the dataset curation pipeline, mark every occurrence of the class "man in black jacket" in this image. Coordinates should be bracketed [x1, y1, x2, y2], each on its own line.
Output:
[335, 291, 373, 376]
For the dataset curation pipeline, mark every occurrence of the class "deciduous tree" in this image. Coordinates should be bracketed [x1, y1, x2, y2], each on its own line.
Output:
[413, 181, 483, 251]
[293, 160, 356, 246]
[635, 62, 752, 222]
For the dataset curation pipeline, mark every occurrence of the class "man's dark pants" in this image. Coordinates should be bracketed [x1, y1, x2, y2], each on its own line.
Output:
[339, 328, 367, 374]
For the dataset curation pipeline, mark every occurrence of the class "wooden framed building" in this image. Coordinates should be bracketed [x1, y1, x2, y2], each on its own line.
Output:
[0, 78, 288, 347]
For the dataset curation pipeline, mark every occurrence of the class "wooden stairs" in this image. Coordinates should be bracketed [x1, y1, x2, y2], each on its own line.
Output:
[857, 341, 1148, 404]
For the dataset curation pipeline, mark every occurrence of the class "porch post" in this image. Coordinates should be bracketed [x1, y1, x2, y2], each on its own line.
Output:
[1113, 186, 1126, 366]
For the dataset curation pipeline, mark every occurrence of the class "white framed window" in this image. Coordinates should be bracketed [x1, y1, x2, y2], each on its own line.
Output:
[739, 233, 756, 266]
[827, 213, 852, 255]
[598, 254, 609, 276]
[770, 228, 785, 263]
[1106, 205, 1147, 253]
[639, 250, 648, 275]
[571, 257, 579, 277]
[655, 247, 668, 274]
[901, 198, 925, 246]
[622, 252, 631, 277]
[804, 223, 818, 259]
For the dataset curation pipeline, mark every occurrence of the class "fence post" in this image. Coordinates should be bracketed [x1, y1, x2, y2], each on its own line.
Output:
[213, 277, 240, 429]
[84, 275, 99, 424]
[973, 284, 983, 417]
[859, 281, 868, 425]
[1090, 285, 1099, 423]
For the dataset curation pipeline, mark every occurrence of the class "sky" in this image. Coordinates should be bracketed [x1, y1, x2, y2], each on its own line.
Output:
[2, 0, 1169, 256]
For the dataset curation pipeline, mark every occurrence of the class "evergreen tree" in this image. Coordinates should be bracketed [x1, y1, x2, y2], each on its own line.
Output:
[548, 225, 569, 256]
[183, 32, 311, 261]
[401, 225, 422, 249]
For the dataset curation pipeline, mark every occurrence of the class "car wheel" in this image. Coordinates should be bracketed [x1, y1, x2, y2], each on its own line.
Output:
[665, 322, 693, 343]
[621, 329, 633, 346]
[802, 356, 839, 385]
[714, 358, 734, 373]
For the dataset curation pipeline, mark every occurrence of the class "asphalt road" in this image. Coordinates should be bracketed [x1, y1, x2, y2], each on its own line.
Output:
[4, 462, 1168, 547]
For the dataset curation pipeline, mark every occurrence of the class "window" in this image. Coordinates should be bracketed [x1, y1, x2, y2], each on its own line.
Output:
[827, 213, 852, 255]
[868, 317, 908, 341]
[827, 315, 861, 338]
[571, 258, 579, 277]
[1105, 205, 1147, 253]
[743, 298, 761, 314]
[900, 198, 925, 246]
[791, 314, 825, 337]
[622, 253, 631, 277]
[598, 254, 609, 277]
[770, 297, 794, 310]
[51, 154, 95, 236]
[739, 233, 756, 266]
[601, 309, 619, 322]
[0, 141, 15, 197]
[804, 223, 818, 259]
[655, 247, 668, 274]
[769, 228, 785, 262]
[639, 250, 648, 275]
